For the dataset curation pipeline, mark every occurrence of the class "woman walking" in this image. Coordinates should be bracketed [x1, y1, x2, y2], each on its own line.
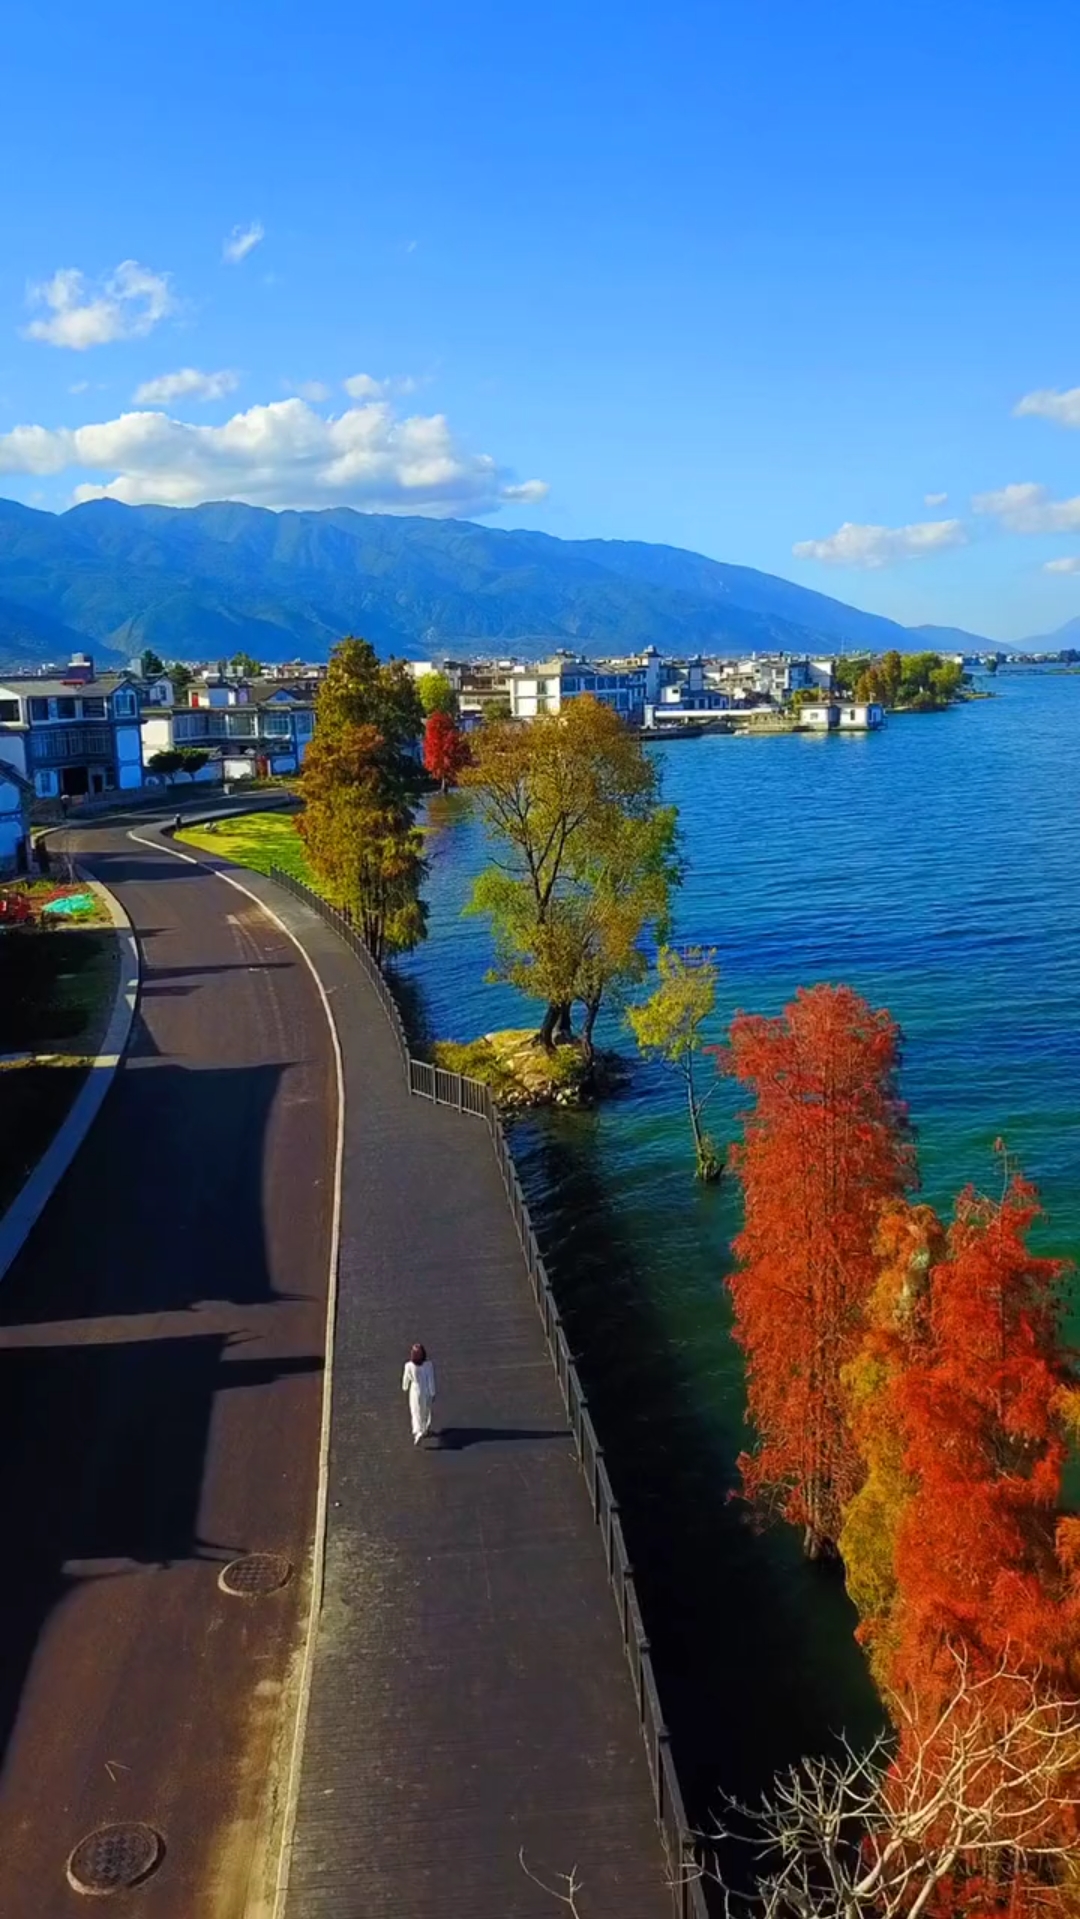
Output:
[402, 1343, 436, 1445]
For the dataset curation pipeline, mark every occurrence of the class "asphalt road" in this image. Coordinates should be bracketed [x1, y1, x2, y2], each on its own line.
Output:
[0, 820, 335, 1917]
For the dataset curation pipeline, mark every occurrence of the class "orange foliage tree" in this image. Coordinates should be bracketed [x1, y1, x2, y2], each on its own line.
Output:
[423, 709, 470, 791]
[726, 984, 914, 1558]
[878, 1173, 1078, 1715]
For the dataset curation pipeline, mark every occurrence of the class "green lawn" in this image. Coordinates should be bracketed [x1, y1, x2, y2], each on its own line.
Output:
[0, 927, 120, 1217]
[176, 809, 316, 885]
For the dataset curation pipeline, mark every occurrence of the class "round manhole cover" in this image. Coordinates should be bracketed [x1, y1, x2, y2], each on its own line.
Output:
[218, 1551, 292, 1597]
[66, 1822, 163, 1895]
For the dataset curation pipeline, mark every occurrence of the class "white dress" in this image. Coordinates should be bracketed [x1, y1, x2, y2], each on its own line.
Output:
[402, 1358, 436, 1441]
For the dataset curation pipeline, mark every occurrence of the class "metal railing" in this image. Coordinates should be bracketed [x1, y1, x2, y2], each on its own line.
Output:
[270, 868, 709, 1918]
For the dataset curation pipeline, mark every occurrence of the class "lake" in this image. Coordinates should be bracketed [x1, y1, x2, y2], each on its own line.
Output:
[397, 669, 1080, 1841]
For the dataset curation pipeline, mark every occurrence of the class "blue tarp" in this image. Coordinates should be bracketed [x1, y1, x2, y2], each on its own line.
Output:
[41, 893, 95, 916]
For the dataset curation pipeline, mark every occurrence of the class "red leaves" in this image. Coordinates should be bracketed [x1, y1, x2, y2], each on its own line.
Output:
[423, 710, 470, 788]
[726, 985, 914, 1556]
[884, 1179, 1076, 1713]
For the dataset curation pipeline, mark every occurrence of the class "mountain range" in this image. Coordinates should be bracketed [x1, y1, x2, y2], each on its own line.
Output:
[0, 494, 1057, 670]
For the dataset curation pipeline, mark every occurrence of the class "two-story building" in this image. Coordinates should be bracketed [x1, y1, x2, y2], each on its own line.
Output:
[0, 654, 145, 799]
[140, 678, 316, 780]
[506, 648, 666, 725]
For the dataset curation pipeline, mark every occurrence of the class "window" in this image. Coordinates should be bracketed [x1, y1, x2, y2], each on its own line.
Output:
[34, 769, 59, 797]
[294, 709, 314, 736]
[80, 697, 106, 719]
[29, 698, 49, 722]
[113, 689, 137, 718]
[54, 697, 77, 719]
[0, 699, 19, 722]
[263, 711, 291, 736]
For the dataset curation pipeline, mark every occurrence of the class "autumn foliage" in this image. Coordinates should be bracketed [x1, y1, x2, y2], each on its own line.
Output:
[721, 970, 1078, 1915]
[849, 1179, 1079, 1720]
[726, 984, 914, 1557]
[423, 709, 470, 790]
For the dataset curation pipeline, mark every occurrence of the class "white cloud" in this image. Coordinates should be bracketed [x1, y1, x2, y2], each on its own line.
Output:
[69, 380, 90, 395]
[24, 261, 174, 350]
[972, 481, 1080, 534]
[924, 490, 948, 507]
[133, 367, 239, 405]
[792, 518, 967, 569]
[343, 372, 386, 400]
[292, 379, 331, 402]
[343, 372, 418, 401]
[223, 221, 264, 265]
[1013, 386, 1080, 429]
[0, 394, 549, 517]
[501, 480, 550, 503]
[1044, 556, 1080, 574]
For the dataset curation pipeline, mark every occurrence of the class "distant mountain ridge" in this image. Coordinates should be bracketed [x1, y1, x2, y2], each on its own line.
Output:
[0, 494, 1007, 668]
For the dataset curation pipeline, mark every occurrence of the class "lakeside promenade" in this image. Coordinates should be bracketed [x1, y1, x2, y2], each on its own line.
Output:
[196, 854, 673, 1915]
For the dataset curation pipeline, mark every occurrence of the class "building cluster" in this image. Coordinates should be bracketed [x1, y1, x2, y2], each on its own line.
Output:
[0, 654, 322, 870]
[410, 646, 886, 733]
[0, 641, 900, 875]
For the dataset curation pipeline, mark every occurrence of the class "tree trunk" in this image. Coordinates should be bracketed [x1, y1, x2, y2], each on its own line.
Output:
[537, 1001, 561, 1051]
[554, 1002, 574, 1043]
[581, 996, 601, 1064]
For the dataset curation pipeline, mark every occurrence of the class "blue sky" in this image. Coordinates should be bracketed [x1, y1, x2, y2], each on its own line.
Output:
[2, 0, 1080, 641]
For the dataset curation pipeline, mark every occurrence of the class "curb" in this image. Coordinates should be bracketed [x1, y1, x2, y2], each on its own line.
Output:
[0, 876, 140, 1283]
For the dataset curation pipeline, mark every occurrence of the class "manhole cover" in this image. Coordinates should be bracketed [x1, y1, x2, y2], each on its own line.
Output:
[218, 1551, 292, 1596]
[66, 1822, 163, 1895]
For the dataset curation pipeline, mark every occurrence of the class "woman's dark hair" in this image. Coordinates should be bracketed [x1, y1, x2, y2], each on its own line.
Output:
[410, 1342, 427, 1365]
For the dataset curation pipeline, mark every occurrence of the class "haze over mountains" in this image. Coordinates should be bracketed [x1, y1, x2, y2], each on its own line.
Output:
[0, 494, 1046, 670]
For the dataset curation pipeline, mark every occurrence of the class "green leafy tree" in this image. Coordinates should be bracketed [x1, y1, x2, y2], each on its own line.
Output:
[315, 636, 423, 793]
[833, 655, 870, 697]
[148, 749, 183, 780]
[140, 648, 165, 678]
[230, 651, 263, 679]
[297, 637, 427, 963]
[629, 946, 722, 1179]
[177, 748, 210, 780]
[879, 648, 903, 705]
[417, 670, 458, 717]
[481, 693, 512, 723]
[464, 697, 678, 1051]
[854, 665, 887, 704]
[168, 662, 194, 701]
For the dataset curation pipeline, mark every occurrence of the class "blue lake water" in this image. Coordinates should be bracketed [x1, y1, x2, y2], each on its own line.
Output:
[397, 670, 1080, 1831]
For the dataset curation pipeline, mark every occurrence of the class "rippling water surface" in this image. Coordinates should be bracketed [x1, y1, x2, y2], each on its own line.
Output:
[397, 671, 1080, 1831]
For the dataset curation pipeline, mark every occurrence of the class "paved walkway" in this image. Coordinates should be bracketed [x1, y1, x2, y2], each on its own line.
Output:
[201, 857, 672, 1917]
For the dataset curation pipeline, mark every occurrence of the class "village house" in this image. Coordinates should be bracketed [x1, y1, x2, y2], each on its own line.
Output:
[0, 654, 145, 799]
[798, 699, 885, 732]
[0, 761, 33, 875]
[140, 676, 316, 780]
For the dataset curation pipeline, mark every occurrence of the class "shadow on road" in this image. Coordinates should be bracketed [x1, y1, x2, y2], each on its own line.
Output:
[0, 1331, 322, 1785]
[0, 1062, 294, 1322]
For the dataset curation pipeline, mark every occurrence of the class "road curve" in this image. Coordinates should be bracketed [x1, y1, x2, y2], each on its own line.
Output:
[0, 818, 336, 1917]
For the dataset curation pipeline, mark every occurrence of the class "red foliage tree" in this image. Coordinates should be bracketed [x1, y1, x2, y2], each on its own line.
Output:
[423, 710, 469, 791]
[884, 1175, 1078, 1719]
[727, 983, 914, 1557]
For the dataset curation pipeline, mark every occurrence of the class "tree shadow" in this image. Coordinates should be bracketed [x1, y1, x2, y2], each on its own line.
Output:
[0, 1330, 322, 1783]
[0, 1061, 295, 1322]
